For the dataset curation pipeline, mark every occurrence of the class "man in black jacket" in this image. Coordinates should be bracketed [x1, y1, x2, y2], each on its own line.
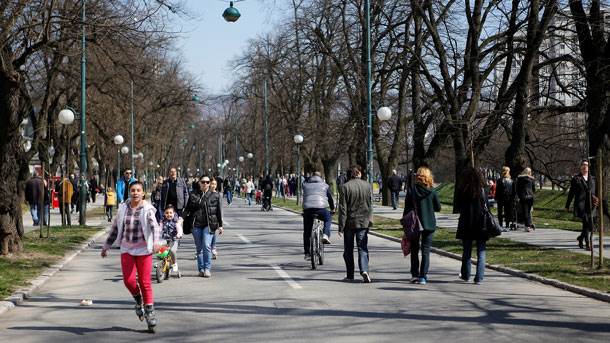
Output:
[566, 160, 598, 250]
[388, 170, 402, 210]
[25, 172, 44, 226]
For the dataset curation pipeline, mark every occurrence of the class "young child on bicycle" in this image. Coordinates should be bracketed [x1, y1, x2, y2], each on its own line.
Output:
[161, 205, 183, 277]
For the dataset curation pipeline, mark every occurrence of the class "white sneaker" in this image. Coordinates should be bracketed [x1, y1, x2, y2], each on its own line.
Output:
[322, 234, 331, 244]
[362, 272, 372, 283]
[203, 270, 211, 278]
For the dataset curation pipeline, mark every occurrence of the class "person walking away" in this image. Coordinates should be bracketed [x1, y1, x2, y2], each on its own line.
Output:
[160, 205, 183, 277]
[496, 166, 515, 230]
[160, 167, 189, 217]
[186, 176, 224, 277]
[515, 167, 536, 232]
[456, 167, 489, 284]
[262, 174, 274, 210]
[116, 169, 136, 204]
[89, 175, 98, 203]
[25, 171, 45, 226]
[338, 165, 373, 283]
[69, 173, 78, 213]
[101, 181, 162, 332]
[388, 170, 403, 210]
[42, 178, 51, 226]
[403, 167, 441, 285]
[224, 177, 233, 206]
[303, 171, 336, 260]
[152, 176, 164, 221]
[566, 160, 598, 250]
[105, 186, 117, 222]
[55, 177, 74, 226]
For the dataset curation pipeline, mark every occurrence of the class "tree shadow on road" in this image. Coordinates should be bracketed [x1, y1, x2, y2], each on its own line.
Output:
[7, 325, 147, 335]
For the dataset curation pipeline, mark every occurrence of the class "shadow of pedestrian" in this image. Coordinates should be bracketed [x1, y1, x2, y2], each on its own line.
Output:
[8, 325, 147, 335]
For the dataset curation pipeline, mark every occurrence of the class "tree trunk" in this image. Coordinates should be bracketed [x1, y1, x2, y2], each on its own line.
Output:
[0, 72, 25, 255]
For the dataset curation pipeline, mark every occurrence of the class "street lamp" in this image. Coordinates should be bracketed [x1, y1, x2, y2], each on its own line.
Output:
[247, 153, 253, 176]
[58, 109, 75, 226]
[222, 1, 241, 22]
[294, 134, 304, 205]
[114, 135, 124, 186]
[238, 156, 244, 179]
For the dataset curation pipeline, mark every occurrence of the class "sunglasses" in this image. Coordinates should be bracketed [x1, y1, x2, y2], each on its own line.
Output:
[124, 172, 132, 175]
[200, 180, 210, 184]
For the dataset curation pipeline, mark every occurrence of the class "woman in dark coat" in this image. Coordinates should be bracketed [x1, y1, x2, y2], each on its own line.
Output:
[403, 167, 441, 285]
[456, 167, 488, 284]
[186, 176, 224, 278]
[515, 167, 536, 232]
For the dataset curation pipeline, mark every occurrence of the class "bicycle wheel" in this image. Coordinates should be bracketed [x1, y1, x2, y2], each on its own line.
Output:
[310, 225, 317, 270]
[163, 258, 171, 280]
[318, 225, 325, 266]
[155, 264, 163, 284]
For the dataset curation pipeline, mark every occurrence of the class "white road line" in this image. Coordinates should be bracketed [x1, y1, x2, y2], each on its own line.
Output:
[272, 265, 303, 290]
[237, 233, 252, 245]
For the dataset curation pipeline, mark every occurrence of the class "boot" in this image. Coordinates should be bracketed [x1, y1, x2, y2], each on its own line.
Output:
[577, 236, 584, 249]
[133, 294, 144, 321]
[144, 304, 157, 332]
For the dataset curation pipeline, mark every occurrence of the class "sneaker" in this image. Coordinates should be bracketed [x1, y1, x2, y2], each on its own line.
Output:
[304, 254, 311, 261]
[342, 277, 355, 282]
[198, 271, 205, 277]
[203, 270, 211, 278]
[362, 271, 372, 283]
[418, 277, 427, 285]
[212, 249, 218, 259]
[458, 273, 469, 282]
[409, 277, 419, 283]
[322, 234, 331, 244]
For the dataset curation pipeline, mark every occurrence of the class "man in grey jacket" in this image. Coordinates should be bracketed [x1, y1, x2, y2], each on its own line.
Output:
[338, 165, 373, 283]
[160, 167, 190, 217]
[302, 172, 335, 259]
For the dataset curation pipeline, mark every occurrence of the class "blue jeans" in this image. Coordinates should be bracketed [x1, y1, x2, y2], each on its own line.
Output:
[29, 203, 40, 225]
[211, 231, 217, 249]
[461, 239, 487, 283]
[226, 190, 233, 204]
[342, 228, 369, 279]
[303, 208, 332, 253]
[410, 230, 434, 279]
[391, 191, 400, 209]
[247, 193, 253, 206]
[193, 226, 214, 272]
[43, 204, 50, 226]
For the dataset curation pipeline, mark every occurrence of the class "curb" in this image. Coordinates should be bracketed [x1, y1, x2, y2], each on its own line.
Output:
[274, 204, 610, 304]
[0, 228, 108, 316]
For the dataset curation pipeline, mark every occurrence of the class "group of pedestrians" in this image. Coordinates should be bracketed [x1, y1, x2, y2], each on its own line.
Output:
[100, 166, 225, 332]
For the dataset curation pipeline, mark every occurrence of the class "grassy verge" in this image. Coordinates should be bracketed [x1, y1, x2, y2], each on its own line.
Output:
[0, 226, 102, 299]
[373, 217, 610, 293]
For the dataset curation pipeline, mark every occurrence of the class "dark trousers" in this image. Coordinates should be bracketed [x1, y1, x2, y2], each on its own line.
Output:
[106, 205, 113, 220]
[342, 228, 369, 279]
[391, 190, 400, 209]
[60, 203, 71, 226]
[578, 214, 593, 247]
[303, 208, 332, 253]
[410, 230, 434, 279]
[519, 198, 533, 227]
[497, 200, 513, 227]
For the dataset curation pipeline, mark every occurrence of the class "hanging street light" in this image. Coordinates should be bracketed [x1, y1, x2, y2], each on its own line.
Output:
[222, 1, 242, 22]
[294, 134, 304, 205]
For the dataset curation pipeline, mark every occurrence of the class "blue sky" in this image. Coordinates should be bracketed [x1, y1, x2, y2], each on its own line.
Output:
[174, 0, 285, 95]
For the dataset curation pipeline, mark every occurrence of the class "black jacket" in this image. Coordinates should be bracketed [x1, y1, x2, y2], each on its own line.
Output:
[566, 173, 596, 219]
[388, 175, 402, 192]
[186, 190, 223, 231]
[456, 190, 488, 241]
[495, 177, 514, 204]
[515, 175, 535, 202]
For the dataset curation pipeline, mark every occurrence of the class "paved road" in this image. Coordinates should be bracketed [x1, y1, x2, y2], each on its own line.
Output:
[2, 202, 610, 342]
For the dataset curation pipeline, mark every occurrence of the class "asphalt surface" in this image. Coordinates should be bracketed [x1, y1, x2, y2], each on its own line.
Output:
[2, 201, 610, 342]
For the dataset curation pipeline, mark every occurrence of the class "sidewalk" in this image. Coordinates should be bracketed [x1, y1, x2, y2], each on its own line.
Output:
[373, 204, 610, 257]
[22, 194, 109, 233]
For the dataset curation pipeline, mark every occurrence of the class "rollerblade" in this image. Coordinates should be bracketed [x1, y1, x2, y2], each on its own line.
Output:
[144, 304, 157, 333]
[133, 294, 144, 321]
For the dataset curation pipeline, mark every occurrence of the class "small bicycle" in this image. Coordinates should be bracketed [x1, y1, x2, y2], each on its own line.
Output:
[310, 214, 325, 269]
[154, 243, 181, 283]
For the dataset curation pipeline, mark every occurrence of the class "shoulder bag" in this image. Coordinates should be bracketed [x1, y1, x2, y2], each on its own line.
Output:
[481, 190, 502, 239]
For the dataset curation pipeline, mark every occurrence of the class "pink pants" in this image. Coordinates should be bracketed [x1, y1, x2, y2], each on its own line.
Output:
[120, 253, 154, 305]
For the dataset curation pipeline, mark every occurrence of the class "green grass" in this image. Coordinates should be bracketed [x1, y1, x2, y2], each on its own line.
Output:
[373, 217, 610, 292]
[0, 226, 102, 299]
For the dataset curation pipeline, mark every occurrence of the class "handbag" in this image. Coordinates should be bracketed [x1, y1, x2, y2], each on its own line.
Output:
[481, 191, 502, 239]
[400, 187, 422, 240]
[182, 193, 204, 235]
[401, 235, 411, 257]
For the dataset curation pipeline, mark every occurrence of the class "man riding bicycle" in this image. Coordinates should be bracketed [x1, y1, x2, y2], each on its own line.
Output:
[302, 171, 335, 260]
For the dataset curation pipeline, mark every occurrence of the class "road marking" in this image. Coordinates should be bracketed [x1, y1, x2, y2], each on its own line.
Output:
[272, 265, 302, 290]
[237, 233, 252, 244]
